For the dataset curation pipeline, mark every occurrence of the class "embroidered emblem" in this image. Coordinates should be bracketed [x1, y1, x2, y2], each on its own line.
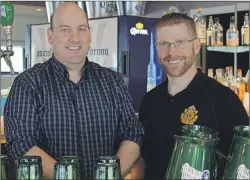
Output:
[181, 105, 198, 125]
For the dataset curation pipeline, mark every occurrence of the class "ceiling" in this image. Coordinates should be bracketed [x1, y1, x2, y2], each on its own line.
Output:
[12, 1, 46, 7]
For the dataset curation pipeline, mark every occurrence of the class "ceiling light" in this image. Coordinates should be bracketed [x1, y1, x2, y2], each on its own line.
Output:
[35, 8, 43, 12]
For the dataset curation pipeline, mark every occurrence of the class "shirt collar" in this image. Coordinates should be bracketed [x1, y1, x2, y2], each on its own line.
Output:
[164, 68, 205, 97]
[51, 54, 91, 81]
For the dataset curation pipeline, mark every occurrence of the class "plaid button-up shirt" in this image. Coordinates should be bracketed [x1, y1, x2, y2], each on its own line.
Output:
[4, 56, 144, 179]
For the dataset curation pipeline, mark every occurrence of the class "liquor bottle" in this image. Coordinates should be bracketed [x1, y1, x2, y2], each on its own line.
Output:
[241, 13, 249, 46]
[215, 69, 224, 85]
[226, 16, 239, 46]
[147, 31, 157, 92]
[194, 8, 206, 45]
[237, 69, 246, 102]
[208, 68, 214, 78]
[207, 16, 214, 46]
[227, 66, 234, 88]
[212, 17, 223, 46]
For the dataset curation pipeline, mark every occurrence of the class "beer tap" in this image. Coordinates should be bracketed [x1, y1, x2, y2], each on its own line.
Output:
[0, 2, 15, 76]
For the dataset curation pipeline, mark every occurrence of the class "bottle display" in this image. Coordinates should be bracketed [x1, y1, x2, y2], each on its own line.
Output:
[209, 67, 249, 105]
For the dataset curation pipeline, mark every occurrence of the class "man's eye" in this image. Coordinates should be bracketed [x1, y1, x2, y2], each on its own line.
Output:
[79, 27, 87, 31]
[61, 29, 69, 32]
[176, 41, 186, 46]
[161, 42, 169, 47]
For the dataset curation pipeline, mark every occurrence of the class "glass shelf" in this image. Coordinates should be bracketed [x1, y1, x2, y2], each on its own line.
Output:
[207, 46, 249, 53]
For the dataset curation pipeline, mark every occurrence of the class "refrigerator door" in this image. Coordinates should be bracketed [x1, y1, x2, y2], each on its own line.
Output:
[121, 16, 161, 112]
[88, 17, 118, 71]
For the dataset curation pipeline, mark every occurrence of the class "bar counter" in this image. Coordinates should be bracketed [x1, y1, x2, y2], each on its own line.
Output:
[0, 116, 145, 179]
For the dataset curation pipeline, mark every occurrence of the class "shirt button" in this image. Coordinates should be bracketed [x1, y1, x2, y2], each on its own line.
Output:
[171, 99, 174, 102]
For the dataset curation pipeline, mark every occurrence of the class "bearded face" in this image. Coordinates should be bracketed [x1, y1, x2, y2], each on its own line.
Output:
[155, 23, 200, 77]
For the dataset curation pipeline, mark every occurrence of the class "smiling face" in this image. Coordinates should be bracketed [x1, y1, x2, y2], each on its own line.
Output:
[155, 14, 201, 78]
[47, 3, 91, 66]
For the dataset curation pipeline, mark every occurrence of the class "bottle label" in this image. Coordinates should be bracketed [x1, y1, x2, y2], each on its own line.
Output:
[196, 24, 206, 43]
[181, 163, 210, 179]
[243, 28, 249, 44]
[227, 33, 239, 46]
[236, 164, 249, 179]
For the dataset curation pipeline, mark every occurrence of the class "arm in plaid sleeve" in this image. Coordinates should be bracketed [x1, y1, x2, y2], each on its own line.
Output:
[113, 74, 145, 178]
[114, 74, 145, 147]
[4, 76, 40, 161]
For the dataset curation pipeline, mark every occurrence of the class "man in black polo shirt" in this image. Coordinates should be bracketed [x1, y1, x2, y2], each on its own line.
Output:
[138, 13, 249, 180]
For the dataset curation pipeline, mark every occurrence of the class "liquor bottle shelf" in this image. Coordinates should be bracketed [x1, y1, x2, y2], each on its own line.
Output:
[207, 46, 249, 53]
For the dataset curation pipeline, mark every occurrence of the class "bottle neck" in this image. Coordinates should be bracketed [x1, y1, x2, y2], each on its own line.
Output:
[243, 19, 249, 26]
[208, 20, 213, 27]
[230, 21, 235, 29]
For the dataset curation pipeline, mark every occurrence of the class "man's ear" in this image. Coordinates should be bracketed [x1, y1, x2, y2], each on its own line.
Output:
[47, 28, 53, 45]
[194, 37, 201, 55]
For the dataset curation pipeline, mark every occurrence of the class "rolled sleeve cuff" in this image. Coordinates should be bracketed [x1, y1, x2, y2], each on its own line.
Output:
[122, 134, 144, 148]
[7, 138, 38, 161]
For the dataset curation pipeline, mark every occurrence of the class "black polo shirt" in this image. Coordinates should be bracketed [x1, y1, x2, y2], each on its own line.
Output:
[139, 70, 249, 180]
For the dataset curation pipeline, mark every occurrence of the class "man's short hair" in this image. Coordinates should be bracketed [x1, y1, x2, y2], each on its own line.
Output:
[49, 13, 90, 31]
[155, 13, 197, 38]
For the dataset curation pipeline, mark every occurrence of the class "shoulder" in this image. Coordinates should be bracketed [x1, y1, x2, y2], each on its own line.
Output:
[201, 75, 237, 100]
[141, 81, 167, 104]
[13, 59, 52, 89]
[89, 61, 123, 83]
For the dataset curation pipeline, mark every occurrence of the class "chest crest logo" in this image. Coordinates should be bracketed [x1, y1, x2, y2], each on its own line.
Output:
[181, 105, 198, 125]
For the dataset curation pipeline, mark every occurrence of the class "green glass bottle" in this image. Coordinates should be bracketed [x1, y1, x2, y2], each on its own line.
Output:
[54, 162, 80, 180]
[222, 125, 249, 179]
[1, 155, 8, 180]
[0, 1, 14, 27]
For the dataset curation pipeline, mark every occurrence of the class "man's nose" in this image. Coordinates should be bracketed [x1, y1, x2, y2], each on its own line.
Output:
[70, 31, 80, 42]
[167, 43, 177, 53]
